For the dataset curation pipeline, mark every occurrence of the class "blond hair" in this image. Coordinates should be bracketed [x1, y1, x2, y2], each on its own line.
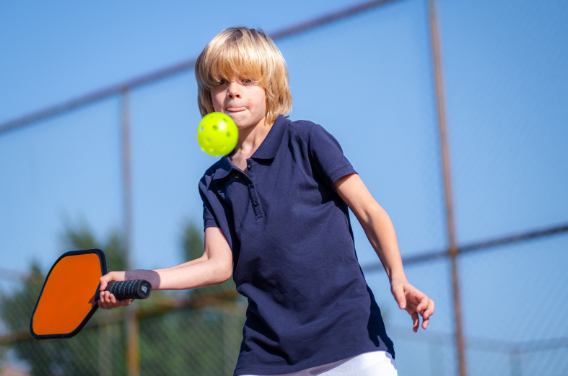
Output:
[195, 27, 292, 125]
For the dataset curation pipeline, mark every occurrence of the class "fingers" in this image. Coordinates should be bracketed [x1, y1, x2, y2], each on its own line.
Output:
[99, 272, 116, 291]
[99, 291, 113, 309]
[401, 282, 435, 331]
[411, 312, 419, 332]
[414, 292, 429, 313]
[421, 299, 435, 330]
[97, 291, 133, 310]
[99, 271, 128, 292]
[391, 283, 407, 310]
[98, 271, 134, 310]
[98, 291, 107, 309]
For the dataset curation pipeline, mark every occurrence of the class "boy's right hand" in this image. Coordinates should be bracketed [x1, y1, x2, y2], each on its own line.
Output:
[98, 271, 134, 310]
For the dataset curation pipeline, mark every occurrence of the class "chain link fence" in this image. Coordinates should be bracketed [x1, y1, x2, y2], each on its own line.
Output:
[1, 0, 567, 375]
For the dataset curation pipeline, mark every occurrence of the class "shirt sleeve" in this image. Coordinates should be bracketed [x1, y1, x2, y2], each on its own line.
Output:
[308, 123, 357, 191]
[200, 187, 219, 230]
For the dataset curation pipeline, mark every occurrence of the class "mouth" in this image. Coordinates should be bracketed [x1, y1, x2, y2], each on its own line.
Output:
[226, 107, 246, 113]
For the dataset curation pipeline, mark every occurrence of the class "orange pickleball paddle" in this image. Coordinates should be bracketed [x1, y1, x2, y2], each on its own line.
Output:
[30, 248, 151, 340]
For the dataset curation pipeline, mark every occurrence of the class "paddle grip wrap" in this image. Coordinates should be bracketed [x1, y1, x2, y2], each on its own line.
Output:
[106, 280, 152, 300]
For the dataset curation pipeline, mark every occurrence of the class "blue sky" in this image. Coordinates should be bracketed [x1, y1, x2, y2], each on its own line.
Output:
[1, 0, 567, 374]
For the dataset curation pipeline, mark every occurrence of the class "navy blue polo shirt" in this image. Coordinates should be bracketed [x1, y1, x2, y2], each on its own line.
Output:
[198, 115, 394, 376]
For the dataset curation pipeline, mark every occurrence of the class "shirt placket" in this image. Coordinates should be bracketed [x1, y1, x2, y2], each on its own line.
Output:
[246, 158, 264, 218]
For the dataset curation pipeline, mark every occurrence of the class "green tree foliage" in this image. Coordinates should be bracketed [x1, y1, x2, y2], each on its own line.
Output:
[59, 222, 126, 272]
[182, 222, 204, 262]
[137, 222, 242, 375]
[0, 223, 128, 376]
[0, 221, 243, 376]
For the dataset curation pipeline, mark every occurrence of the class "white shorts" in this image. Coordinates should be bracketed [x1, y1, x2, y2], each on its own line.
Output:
[240, 350, 398, 376]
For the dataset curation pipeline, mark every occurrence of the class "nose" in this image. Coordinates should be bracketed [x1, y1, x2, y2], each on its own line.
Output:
[227, 81, 241, 99]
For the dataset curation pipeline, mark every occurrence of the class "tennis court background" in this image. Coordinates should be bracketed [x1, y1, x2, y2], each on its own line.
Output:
[1, 0, 567, 375]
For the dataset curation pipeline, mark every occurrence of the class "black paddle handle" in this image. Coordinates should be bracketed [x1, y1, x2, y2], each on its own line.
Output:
[106, 280, 152, 300]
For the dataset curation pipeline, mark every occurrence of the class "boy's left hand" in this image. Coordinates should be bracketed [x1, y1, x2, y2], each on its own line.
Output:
[390, 277, 435, 332]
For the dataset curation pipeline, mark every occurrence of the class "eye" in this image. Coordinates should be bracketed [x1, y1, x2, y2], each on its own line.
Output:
[242, 78, 253, 84]
[218, 79, 228, 85]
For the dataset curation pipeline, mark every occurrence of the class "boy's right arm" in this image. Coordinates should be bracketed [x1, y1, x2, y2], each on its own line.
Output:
[98, 227, 232, 309]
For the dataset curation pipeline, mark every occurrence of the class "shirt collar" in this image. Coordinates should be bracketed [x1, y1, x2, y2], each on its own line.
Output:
[212, 115, 288, 180]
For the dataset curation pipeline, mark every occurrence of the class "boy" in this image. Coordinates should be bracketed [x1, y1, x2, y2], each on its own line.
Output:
[99, 26, 434, 376]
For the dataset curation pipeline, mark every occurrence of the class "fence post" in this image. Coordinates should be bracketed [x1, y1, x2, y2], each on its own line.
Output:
[121, 88, 140, 376]
[509, 349, 522, 376]
[427, 1, 467, 375]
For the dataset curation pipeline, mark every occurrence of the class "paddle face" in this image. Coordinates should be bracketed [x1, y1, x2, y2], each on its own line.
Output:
[30, 249, 107, 340]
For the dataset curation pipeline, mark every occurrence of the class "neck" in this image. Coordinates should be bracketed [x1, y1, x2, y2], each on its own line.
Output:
[233, 116, 272, 156]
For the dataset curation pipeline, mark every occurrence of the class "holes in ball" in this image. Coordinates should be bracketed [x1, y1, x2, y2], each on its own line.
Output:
[226, 132, 230, 137]
[200, 127, 204, 131]
[213, 125, 218, 130]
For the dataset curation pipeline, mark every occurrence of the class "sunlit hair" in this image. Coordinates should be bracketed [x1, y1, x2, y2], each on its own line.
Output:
[195, 26, 292, 124]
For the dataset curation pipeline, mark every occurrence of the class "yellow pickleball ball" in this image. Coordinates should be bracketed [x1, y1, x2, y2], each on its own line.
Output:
[197, 112, 239, 156]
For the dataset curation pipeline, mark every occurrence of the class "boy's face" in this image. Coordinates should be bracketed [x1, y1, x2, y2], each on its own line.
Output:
[210, 74, 267, 130]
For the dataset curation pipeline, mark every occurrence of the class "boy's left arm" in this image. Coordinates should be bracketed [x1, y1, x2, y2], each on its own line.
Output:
[335, 173, 435, 332]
